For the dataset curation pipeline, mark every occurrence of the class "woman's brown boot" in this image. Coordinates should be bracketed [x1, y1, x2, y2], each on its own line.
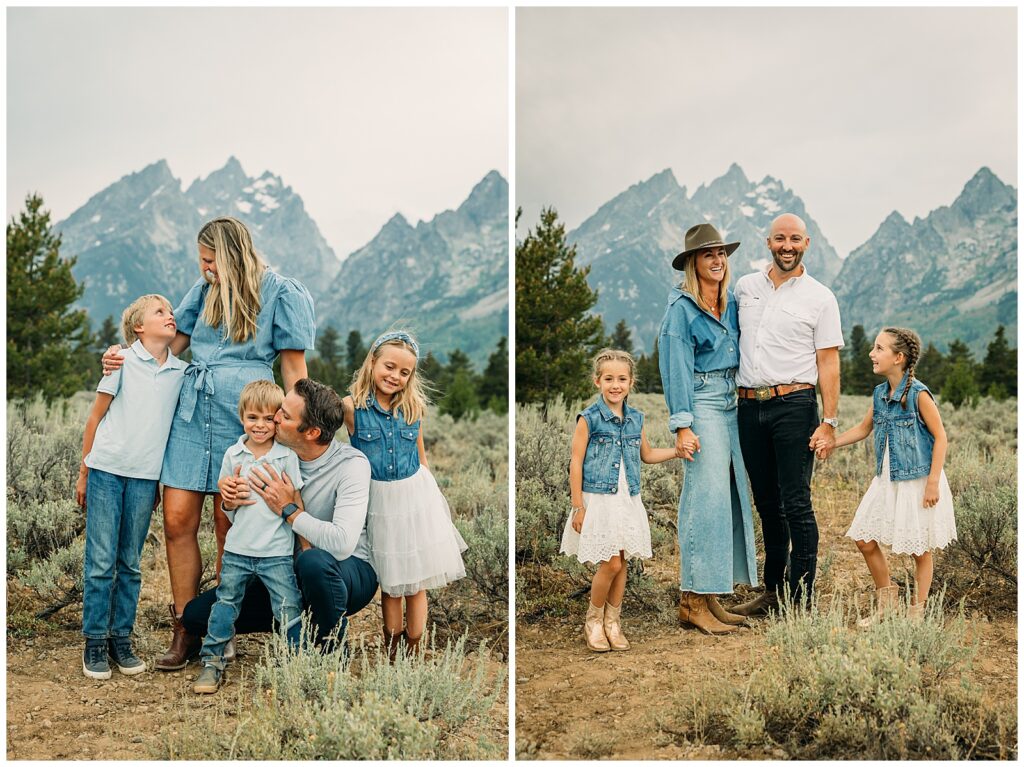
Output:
[402, 630, 423, 658]
[383, 629, 402, 663]
[155, 604, 200, 671]
[602, 600, 630, 650]
[707, 595, 746, 626]
[584, 601, 611, 652]
[678, 592, 736, 635]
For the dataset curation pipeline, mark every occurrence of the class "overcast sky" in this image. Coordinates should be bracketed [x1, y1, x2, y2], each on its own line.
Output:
[517, 6, 1017, 257]
[8, 7, 508, 258]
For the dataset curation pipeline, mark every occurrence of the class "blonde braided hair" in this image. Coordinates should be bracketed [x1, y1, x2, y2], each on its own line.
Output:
[592, 348, 638, 391]
[881, 327, 922, 409]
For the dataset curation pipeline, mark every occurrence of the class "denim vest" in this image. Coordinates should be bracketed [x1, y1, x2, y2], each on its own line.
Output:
[349, 395, 420, 482]
[872, 375, 934, 481]
[578, 397, 644, 496]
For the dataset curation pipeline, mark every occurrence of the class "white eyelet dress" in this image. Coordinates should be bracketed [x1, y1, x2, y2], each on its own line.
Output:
[560, 463, 653, 564]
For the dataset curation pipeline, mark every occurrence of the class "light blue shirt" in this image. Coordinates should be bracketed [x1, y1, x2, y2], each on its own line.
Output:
[219, 437, 305, 558]
[85, 340, 187, 480]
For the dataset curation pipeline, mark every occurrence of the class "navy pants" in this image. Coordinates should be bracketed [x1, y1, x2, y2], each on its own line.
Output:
[737, 388, 819, 605]
[182, 548, 378, 650]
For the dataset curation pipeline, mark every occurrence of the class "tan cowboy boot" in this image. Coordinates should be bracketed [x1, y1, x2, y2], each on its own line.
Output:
[678, 592, 736, 635]
[603, 600, 630, 651]
[908, 600, 926, 622]
[707, 595, 746, 626]
[857, 584, 899, 628]
[155, 604, 201, 671]
[584, 601, 611, 652]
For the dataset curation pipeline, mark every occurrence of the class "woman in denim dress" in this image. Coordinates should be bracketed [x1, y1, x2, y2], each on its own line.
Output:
[658, 223, 758, 635]
[104, 217, 315, 668]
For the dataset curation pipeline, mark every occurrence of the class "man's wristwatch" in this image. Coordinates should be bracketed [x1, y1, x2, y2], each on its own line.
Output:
[280, 502, 300, 520]
[822, 417, 839, 428]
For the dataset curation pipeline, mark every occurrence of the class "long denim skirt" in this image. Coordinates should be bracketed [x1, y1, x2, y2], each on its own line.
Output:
[677, 372, 758, 594]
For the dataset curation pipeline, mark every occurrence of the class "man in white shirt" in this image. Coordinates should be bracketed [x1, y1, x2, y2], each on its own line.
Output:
[731, 213, 843, 615]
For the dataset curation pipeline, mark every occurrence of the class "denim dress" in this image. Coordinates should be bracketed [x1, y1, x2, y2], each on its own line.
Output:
[350, 394, 467, 596]
[659, 287, 758, 594]
[160, 270, 316, 493]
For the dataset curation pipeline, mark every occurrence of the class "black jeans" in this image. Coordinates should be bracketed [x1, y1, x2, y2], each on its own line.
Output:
[737, 389, 819, 604]
[182, 549, 378, 650]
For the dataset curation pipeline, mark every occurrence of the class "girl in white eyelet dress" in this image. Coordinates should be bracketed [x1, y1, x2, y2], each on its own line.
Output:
[823, 327, 956, 624]
[561, 349, 676, 652]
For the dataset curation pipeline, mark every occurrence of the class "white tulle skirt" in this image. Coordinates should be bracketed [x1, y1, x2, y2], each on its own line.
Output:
[846, 443, 957, 555]
[560, 464, 653, 564]
[367, 465, 468, 596]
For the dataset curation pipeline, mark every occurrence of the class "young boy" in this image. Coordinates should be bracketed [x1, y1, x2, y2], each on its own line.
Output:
[193, 380, 307, 694]
[77, 294, 186, 679]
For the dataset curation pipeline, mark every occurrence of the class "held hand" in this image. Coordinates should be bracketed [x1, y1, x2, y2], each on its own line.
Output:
[76, 469, 88, 510]
[571, 506, 586, 534]
[923, 480, 939, 508]
[101, 345, 126, 376]
[809, 426, 836, 460]
[218, 465, 255, 508]
[674, 428, 701, 462]
[250, 465, 297, 516]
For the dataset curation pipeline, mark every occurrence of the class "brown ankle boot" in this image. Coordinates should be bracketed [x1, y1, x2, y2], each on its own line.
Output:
[731, 590, 780, 618]
[383, 630, 402, 663]
[707, 595, 746, 626]
[155, 604, 200, 671]
[678, 592, 736, 635]
[402, 630, 423, 658]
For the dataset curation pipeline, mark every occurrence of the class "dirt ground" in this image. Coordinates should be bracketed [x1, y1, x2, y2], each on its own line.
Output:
[6, 547, 507, 760]
[514, 494, 1018, 760]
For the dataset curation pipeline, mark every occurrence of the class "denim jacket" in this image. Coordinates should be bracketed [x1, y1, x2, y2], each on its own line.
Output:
[578, 397, 644, 496]
[349, 394, 421, 482]
[873, 375, 934, 481]
[659, 287, 740, 431]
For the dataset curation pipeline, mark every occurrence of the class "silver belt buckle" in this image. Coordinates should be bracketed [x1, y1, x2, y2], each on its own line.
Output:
[755, 386, 772, 401]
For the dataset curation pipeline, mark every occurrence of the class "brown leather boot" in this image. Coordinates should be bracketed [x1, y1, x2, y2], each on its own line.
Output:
[155, 604, 200, 671]
[707, 595, 746, 626]
[678, 592, 736, 635]
[731, 590, 780, 618]
[402, 630, 423, 658]
[383, 629, 402, 663]
[222, 634, 236, 663]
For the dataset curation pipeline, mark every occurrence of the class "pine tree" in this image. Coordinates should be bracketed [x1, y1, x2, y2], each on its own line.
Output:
[7, 194, 92, 402]
[346, 330, 368, 371]
[515, 207, 604, 404]
[609, 319, 634, 354]
[980, 325, 1016, 399]
[479, 337, 509, 413]
[97, 315, 121, 348]
[943, 360, 979, 409]
[842, 325, 875, 394]
[635, 338, 663, 394]
[420, 351, 444, 398]
[437, 349, 479, 420]
[317, 325, 342, 367]
[914, 342, 947, 393]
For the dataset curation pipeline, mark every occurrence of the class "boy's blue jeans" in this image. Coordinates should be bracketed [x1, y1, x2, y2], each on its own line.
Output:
[82, 468, 156, 640]
[200, 551, 302, 670]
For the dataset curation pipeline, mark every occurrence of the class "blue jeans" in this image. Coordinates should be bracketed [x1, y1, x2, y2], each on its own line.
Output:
[82, 468, 156, 640]
[200, 551, 302, 670]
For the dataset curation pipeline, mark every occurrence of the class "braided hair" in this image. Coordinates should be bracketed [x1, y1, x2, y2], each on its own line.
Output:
[881, 327, 922, 409]
[592, 348, 638, 391]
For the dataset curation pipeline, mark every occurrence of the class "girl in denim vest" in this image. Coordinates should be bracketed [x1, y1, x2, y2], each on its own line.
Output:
[826, 327, 956, 624]
[344, 331, 467, 660]
[562, 349, 677, 651]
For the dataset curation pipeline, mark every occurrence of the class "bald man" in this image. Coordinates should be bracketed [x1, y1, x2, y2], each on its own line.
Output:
[731, 213, 843, 614]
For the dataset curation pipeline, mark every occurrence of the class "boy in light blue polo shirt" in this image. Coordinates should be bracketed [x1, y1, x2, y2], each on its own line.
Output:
[193, 380, 306, 694]
[76, 294, 186, 680]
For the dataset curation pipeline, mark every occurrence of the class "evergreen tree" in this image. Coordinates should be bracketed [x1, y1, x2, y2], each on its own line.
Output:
[97, 315, 121, 348]
[842, 325, 875, 394]
[7, 194, 92, 402]
[943, 360, 979, 409]
[439, 367, 480, 421]
[635, 338, 663, 394]
[980, 325, 1016, 399]
[317, 325, 342, 367]
[346, 329, 368, 371]
[609, 319, 634, 354]
[515, 207, 604, 404]
[420, 351, 444, 398]
[479, 337, 509, 413]
[914, 342, 947, 393]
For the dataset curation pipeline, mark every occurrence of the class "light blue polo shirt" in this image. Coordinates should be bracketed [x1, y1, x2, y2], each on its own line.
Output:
[85, 340, 187, 480]
[219, 437, 304, 558]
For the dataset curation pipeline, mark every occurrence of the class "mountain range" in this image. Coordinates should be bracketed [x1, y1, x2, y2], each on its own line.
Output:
[567, 164, 1016, 355]
[54, 159, 507, 367]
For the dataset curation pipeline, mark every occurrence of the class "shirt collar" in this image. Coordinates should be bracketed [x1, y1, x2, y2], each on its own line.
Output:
[369, 392, 394, 416]
[129, 339, 186, 370]
[883, 372, 912, 403]
[596, 396, 634, 424]
[228, 435, 293, 461]
[761, 262, 809, 287]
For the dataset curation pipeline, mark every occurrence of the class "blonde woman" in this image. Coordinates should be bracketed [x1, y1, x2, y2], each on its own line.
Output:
[343, 331, 467, 660]
[658, 223, 758, 634]
[103, 216, 315, 669]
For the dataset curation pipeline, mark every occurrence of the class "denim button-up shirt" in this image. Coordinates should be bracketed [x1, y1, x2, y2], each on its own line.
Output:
[349, 395, 421, 482]
[578, 397, 644, 496]
[659, 287, 740, 432]
[873, 374, 935, 481]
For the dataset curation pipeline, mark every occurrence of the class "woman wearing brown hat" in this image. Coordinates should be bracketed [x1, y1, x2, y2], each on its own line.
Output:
[657, 223, 758, 634]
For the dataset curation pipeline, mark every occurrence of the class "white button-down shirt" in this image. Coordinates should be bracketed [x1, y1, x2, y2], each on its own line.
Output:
[85, 340, 187, 480]
[734, 265, 844, 388]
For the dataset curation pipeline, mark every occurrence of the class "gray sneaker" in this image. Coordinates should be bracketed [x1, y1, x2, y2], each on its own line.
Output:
[83, 639, 112, 680]
[193, 664, 223, 694]
[107, 637, 146, 675]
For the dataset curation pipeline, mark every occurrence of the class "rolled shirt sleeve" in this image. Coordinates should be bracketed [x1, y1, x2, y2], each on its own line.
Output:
[291, 455, 370, 561]
[659, 308, 697, 432]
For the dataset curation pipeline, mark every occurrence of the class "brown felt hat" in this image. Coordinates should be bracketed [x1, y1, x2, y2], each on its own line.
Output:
[672, 223, 740, 270]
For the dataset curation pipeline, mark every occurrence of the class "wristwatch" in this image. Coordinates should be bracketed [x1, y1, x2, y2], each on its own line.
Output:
[280, 502, 300, 520]
[822, 417, 839, 428]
